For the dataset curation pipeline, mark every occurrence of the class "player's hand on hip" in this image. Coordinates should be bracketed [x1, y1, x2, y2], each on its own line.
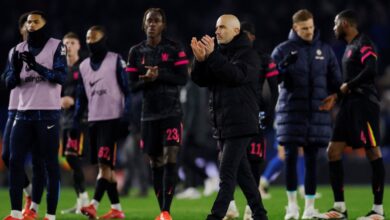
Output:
[61, 96, 75, 109]
[340, 83, 349, 94]
[319, 93, 337, 111]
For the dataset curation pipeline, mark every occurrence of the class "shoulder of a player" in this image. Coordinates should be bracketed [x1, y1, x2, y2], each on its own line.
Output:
[354, 35, 377, 57]
[79, 57, 90, 67]
[7, 46, 16, 61]
[273, 40, 296, 56]
[129, 42, 144, 54]
[8, 46, 15, 54]
[257, 51, 272, 62]
[356, 34, 375, 48]
[162, 37, 184, 51]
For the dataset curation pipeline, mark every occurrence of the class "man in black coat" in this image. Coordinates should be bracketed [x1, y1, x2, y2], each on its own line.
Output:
[190, 14, 268, 220]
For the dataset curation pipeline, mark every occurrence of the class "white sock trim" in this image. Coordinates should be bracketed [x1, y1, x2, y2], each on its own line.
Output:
[79, 191, 89, 200]
[111, 203, 122, 211]
[30, 202, 39, 213]
[91, 200, 99, 209]
[286, 191, 298, 206]
[23, 184, 32, 197]
[333, 202, 346, 212]
[372, 204, 384, 215]
[10, 210, 23, 219]
[45, 214, 56, 220]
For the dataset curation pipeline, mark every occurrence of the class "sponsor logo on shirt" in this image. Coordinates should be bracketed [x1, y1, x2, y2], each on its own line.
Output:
[89, 78, 102, 87]
[91, 89, 107, 96]
[23, 76, 46, 83]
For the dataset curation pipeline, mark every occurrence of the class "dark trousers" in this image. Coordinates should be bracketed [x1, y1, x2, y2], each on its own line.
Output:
[3, 114, 46, 205]
[9, 119, 60, 214]
[206, 136, 268, 220]
[1, 114, 14, 167]
[285, 145, 318, 195]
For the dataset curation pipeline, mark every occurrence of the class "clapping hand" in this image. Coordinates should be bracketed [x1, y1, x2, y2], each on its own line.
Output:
[200, 35, 215, 57]
[190, 37, 207, 62]
[20, 51, 37, 70]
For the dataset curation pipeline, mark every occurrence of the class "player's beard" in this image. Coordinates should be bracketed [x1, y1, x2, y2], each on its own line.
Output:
[336, 28, 346, 41]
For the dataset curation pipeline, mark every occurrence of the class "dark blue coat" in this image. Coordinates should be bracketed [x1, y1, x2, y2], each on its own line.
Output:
[271, 30, 342, 146]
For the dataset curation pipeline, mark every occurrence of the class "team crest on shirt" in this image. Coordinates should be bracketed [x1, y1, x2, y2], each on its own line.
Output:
[73, 71, 79, 80]
[161, 53, 169, 62]
[315, 49, 324, 60]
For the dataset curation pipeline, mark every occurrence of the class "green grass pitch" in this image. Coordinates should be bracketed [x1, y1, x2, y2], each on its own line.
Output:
[0, 185, 389, 219]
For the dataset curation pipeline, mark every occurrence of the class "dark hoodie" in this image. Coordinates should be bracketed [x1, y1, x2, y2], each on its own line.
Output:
[191, 32, 261, 139]
[271, 29, 342, 146]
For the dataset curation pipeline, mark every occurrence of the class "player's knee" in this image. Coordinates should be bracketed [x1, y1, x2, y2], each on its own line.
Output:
[98, 164, 113, 180]
[164, 145, 179, 164]
[149, 155, 165, 168]
[66, 155, 78, 166]
[327, 144, 342, 161]
[298, 147, 304, 156]
[98, 163, 110, 170]
[365, 147, 382, 161]
[277, 145, 286, 160]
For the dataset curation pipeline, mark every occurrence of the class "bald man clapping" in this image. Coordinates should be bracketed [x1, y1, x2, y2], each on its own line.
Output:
[190, 14, 269, 220]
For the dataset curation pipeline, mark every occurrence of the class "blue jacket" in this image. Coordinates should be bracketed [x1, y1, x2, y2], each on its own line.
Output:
[271, 29, 342, 146]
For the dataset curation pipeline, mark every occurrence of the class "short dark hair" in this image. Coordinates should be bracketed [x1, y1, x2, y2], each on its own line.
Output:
[241, 21, 256, 35]
[18, 12, 29, 29]
[28, 10, 47, 22]
[88, 25, 106, 37]
[292, 9, 313, 24]
[63, 32, 80, 41]
[337, 9, 358, 27]
[142, 8, 167, 31]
